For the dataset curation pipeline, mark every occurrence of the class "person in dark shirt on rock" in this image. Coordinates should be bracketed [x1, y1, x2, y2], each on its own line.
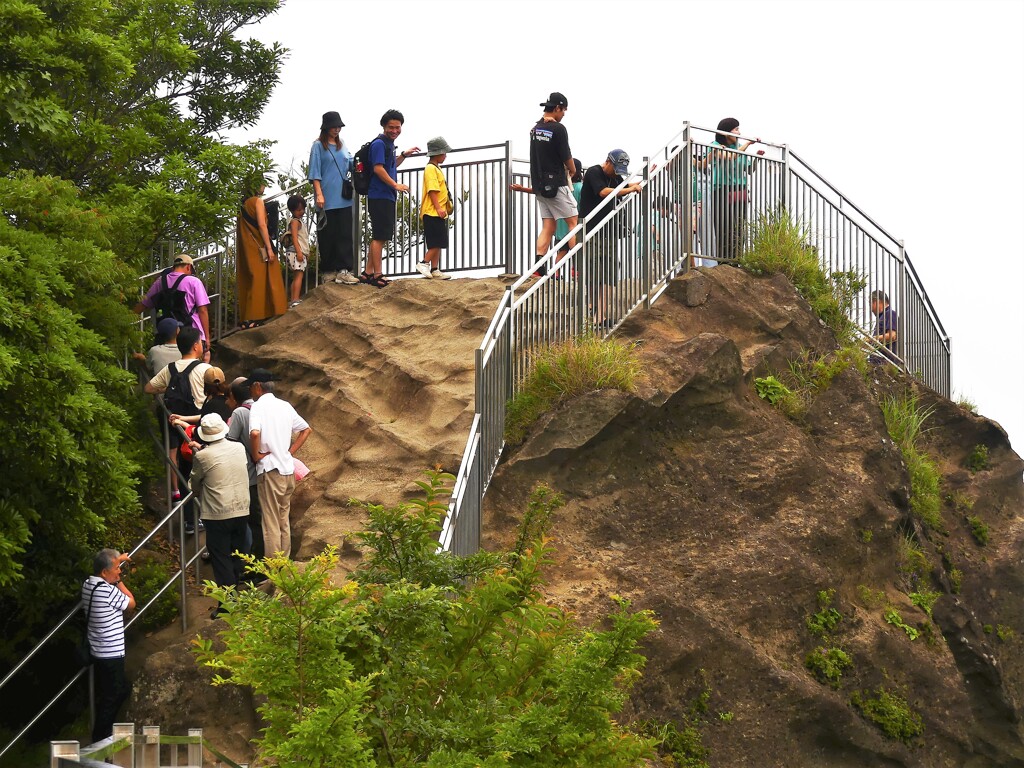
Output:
[578, 149, 642, 328]
[869, 290, 900, 363]
[528, 92, 578, 277]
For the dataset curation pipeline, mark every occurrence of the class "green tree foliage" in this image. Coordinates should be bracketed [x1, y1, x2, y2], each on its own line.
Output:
[195, 472, 659, 767]
[0, 174, 142, 645]
[0, 0, 285, 253]
[0, 0, 286, 653]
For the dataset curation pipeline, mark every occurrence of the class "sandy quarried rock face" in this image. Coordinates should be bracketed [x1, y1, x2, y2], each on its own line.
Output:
[215, 277, 508, 563]
[485, 266, 1024, 767]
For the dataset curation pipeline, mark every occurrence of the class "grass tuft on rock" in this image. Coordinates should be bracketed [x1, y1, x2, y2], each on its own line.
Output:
[882, 392, 944, 532]
[740, 207, 865, 343]
[505, 335, 642, 445]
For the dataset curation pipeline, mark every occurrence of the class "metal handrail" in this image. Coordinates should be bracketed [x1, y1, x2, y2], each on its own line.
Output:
[905, 250, 951, 341]
[442, 122, 952, 557]
[0, 372, 208, 759]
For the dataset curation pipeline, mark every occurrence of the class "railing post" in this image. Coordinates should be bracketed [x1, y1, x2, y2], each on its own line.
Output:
[142, 725, 160, 768]
[352, 197, 362, 279]
[188, 728, 203, 766]
[781, 143, 790, 210]
[897, 239, 907, 365]
[576, 217, 588, 337]
[111, 723, 134, 768]
[180, 501, 189, 632]
[503, 140, 514, 275]
[682, 123, 693, 270]
[50, 740, 79, 768]
[641, 156, 651, 310]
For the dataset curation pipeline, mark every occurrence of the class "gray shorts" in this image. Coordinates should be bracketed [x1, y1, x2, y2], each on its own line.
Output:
[536, 186, 578, 221]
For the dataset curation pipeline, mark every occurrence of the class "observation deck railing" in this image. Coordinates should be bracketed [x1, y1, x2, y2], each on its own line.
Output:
[441, 123, 951, 556]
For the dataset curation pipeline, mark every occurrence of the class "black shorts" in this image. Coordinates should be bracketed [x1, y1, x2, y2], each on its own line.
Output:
[367, 198, 396, 242]
[422, 215, 449, 250]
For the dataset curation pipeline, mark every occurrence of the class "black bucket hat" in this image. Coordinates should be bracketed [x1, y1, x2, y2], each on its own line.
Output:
[321, 111, 345, 130]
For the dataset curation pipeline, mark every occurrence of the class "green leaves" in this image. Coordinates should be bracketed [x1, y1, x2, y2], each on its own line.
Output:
[197, 474, 659, 766]
[0, 174, 142, 639]
[0, 0, 285, 252]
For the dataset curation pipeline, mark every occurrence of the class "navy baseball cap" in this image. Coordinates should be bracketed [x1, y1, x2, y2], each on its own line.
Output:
[607, 149, 630, 175]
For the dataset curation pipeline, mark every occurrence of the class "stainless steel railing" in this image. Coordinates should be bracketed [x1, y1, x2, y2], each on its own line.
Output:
[0, 389, 208, 762]
[442, 122, 951, 557]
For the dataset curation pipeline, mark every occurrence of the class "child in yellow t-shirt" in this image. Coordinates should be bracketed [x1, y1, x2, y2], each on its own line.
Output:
[415, 136, 453, 280]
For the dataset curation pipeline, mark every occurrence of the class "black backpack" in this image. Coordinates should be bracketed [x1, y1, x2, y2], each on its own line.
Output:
[163, 360, 202, 417]
[153, 270, 195, 328]
[352, 138, 393, 196]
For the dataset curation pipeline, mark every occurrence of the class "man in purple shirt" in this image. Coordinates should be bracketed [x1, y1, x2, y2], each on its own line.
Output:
[134, 254, 212, 347]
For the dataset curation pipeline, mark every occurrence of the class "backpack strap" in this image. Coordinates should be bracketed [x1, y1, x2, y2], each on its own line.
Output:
[239, 203, 260, 231]
[83, 580, 100, 649]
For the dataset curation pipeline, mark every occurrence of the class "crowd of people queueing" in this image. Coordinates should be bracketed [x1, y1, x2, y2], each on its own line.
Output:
[233, 109, 456, 330]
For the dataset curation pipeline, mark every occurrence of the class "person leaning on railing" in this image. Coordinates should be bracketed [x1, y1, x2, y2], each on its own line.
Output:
[82, 549, 135, 746]
[699, 117, 764, 264]
[868, 289, 900, 364]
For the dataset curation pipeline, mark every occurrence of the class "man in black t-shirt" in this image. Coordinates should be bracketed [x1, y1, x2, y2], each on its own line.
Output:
[528, 92, 578, 276]
[579, 149, 642, 328]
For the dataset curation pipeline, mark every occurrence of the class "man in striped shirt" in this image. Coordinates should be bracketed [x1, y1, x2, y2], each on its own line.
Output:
[82, 549, 136, 744]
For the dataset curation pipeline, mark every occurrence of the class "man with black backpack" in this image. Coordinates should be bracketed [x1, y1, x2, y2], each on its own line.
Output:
[134, 254, 212, 351]
[144, 327, 211, 520]
[529, 92, 578, 277]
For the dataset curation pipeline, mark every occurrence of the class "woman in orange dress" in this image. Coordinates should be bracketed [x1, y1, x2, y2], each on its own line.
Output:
[237, 180, 287, 328]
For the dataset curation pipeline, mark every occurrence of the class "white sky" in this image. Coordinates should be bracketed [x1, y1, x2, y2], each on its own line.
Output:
[234, 0, 1024, 450]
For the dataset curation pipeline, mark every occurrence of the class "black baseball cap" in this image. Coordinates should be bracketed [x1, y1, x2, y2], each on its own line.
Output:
[244, 368, 275, 385]
[540, 92, 568, 109]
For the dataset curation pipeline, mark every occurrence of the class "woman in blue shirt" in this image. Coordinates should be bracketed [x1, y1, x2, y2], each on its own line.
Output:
[308, 111, 359, 285]
[702, 117, 763, 264]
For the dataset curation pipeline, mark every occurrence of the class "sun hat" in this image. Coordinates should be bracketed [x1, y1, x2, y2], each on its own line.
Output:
[426, 137, 453, 157]
[320, 111, 345, 130]
[607, 149, 630, 176]
[198, 413, 228, 442]
[540, 92, 568, 109]
[244, 368, 275, 386]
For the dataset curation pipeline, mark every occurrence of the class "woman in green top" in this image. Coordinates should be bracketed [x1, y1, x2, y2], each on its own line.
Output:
[702, 117, 763, 263]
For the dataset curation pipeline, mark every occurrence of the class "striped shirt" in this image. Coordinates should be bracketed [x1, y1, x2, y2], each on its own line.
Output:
[82, 576, 130, 659]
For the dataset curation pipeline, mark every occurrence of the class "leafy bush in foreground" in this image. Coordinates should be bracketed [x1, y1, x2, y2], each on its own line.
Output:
[195, 472, 658, 767]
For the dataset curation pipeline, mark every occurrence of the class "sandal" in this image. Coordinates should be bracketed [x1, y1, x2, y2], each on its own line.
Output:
[370, 274, 390, 288]
[239, 320, 265, 330]
[357, 271, 374, 284]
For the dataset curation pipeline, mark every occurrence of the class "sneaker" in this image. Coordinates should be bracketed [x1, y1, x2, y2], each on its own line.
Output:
[184, 522, 195, 535]
[288, 300, 302, 308]
[334, 269, 360, 285]
[320, 271, 337, 284]
[415, 261, 432, 278]
[197, 519, 205, 532]
[172, 490, 181, 502]
[431, 269, 451, 280]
